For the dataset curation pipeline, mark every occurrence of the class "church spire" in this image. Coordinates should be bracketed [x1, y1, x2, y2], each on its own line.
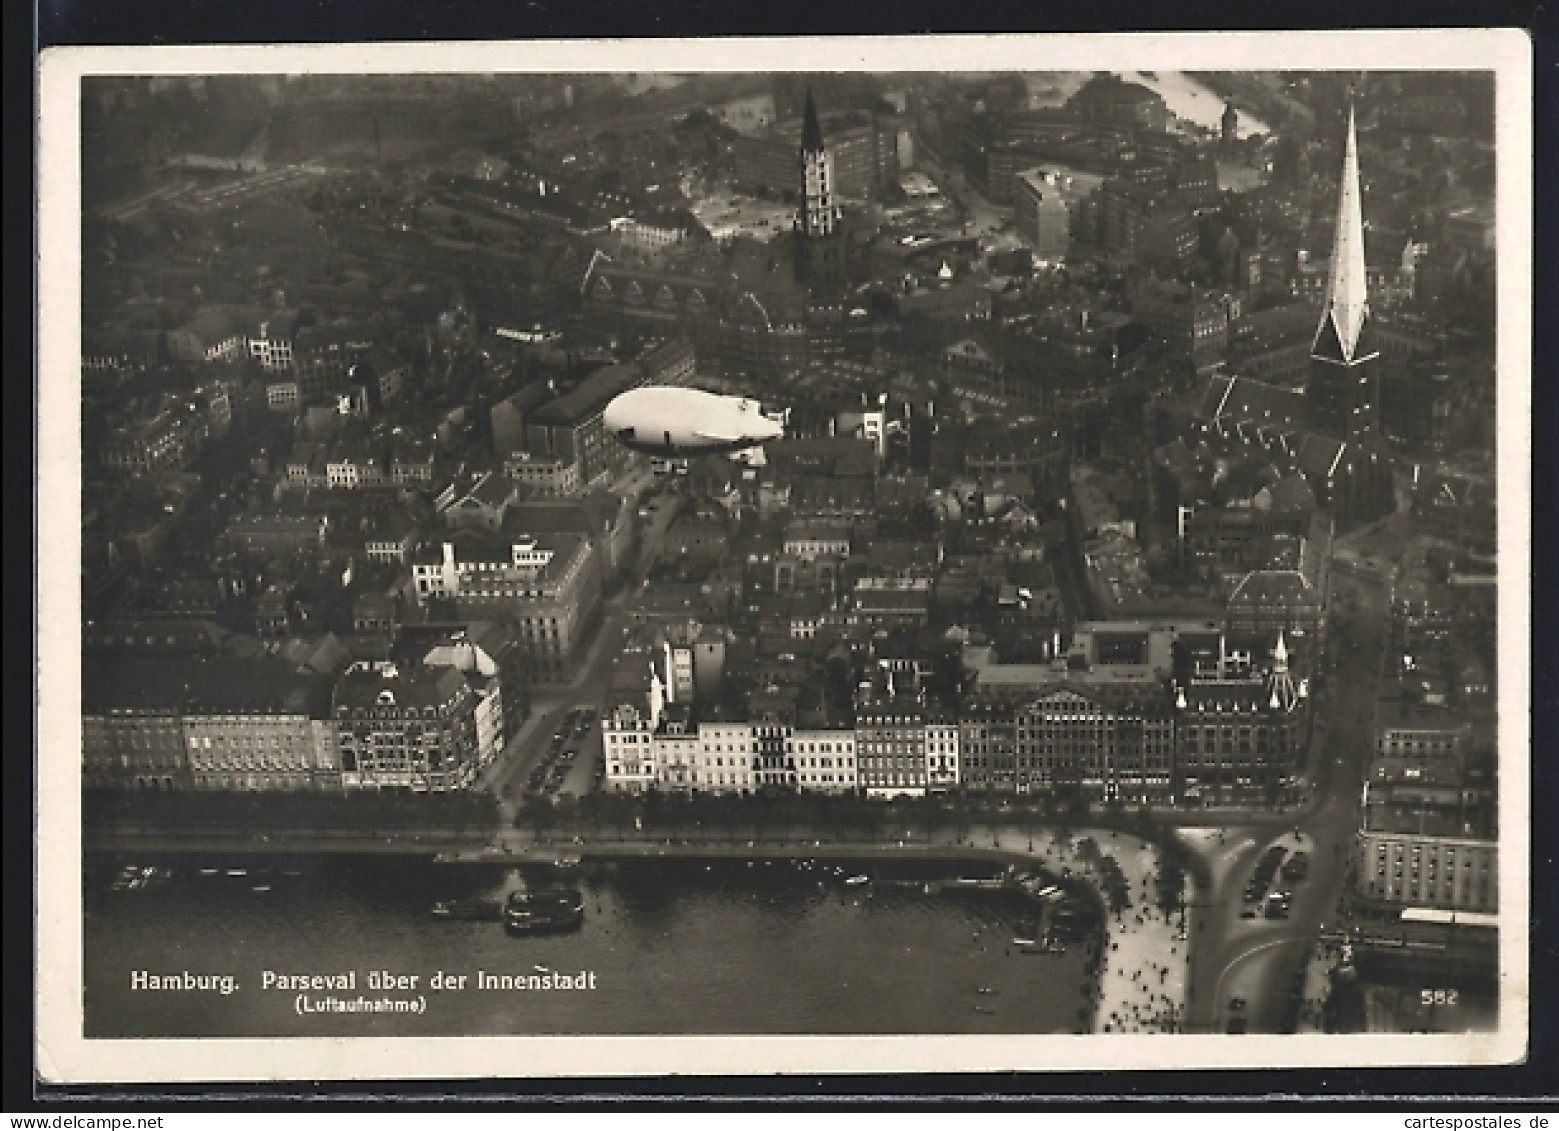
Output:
[1313, 99, 1370, 364]
[801, 88, 825, 154]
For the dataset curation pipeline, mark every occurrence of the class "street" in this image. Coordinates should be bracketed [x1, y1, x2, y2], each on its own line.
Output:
[477, 466, 681, 823]
[1183, 565, 1393, 1032]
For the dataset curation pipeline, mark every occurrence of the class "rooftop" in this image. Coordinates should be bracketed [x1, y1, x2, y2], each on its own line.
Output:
[82, 651, 333, 717]
[332, 662, 470, 712]
[530, 363, 645, 428]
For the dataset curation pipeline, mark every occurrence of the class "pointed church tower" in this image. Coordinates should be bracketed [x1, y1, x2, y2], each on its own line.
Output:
[1308, 100, 1380, 443]
[1265, 630, 1300, 713]
[796, 89, 841, 238]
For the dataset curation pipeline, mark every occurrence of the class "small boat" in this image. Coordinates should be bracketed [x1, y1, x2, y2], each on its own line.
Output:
[1012, 937, 1037, 947]
[976, 987, 999, 996]
[845, 874, 870, 886]
[973, 1005, 996, 1015]
[430, 898, 504, 922]
[199, 867, 219, 877]
[226, 869, 248, 878]
[252, 884, 272, 893]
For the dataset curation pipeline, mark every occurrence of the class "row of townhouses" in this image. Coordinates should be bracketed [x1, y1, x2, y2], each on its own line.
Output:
[602, 623, 1311, 805]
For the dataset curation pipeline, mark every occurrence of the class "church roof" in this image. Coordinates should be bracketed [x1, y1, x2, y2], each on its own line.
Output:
[1295, 433, 1347, 481]
[1228, 568, 1314, 609]
[1263, 473, 1318, 513]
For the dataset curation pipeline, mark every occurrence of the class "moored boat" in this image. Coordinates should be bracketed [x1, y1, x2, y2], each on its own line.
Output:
[503, 888, 584, 935]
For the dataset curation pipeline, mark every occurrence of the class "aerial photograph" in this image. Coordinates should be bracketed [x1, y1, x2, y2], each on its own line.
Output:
[64, 61, 1511, 1055]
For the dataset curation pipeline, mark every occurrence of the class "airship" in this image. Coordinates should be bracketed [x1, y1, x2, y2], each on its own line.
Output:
[602, 386, 784, 456]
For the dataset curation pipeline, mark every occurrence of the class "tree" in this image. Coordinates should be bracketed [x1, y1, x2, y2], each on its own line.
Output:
[1154, 855, 1186, 916]
[517, 796, 555, 840]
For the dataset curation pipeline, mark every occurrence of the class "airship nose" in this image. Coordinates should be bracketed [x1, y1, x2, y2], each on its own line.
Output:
[603, 400, 627, 431]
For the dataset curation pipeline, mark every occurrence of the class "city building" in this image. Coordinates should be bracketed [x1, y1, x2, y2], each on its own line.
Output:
[421, 631, 508, 768]
[246, 319, 296, 372]
[325, 443, 390, 490]
[81, 652, 337, 791]
[1068, 72, 1169, 132]
[332, 661, 480, 791]
[1016, 688, 1176, 803]
[1012, 167, 1074, 261]
[165, 307, 245, 364]
[1130, 279, 1237, 369]
[1173, 632, 1309, 805]
[602, 652, 669, 793]
[925, 717, 961, 792]
[958, 698, 1020, 795]
[781, 517, 852, 562]
[519, 363, 647, 492]
[854, 679, 927, 797]
[733, 110, 898, 201]
[441, 471, 517, 531]
[1093, 178, 1197, 269]
[787, 727, 859, 791]
[221, 514, 329, 557]
[96, 404, 211, 476]
[409, 527, 601, 680]
[696, 720, 758, 794]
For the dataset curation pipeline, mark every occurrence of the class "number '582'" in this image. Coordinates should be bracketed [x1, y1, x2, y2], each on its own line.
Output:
[1421, 988, 1459, 1005]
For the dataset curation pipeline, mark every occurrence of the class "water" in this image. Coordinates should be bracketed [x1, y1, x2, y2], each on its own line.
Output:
[84, 854, 1100, 1037]
[1117, 72, 1271, 139]
[1024, 71, 1271, 139]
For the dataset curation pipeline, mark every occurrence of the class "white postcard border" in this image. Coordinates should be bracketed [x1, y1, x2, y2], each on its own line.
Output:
[36, 30, 1534, 1083]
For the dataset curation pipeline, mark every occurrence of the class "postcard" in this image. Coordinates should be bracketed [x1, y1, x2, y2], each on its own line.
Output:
[35, 31, 1532, 1084]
